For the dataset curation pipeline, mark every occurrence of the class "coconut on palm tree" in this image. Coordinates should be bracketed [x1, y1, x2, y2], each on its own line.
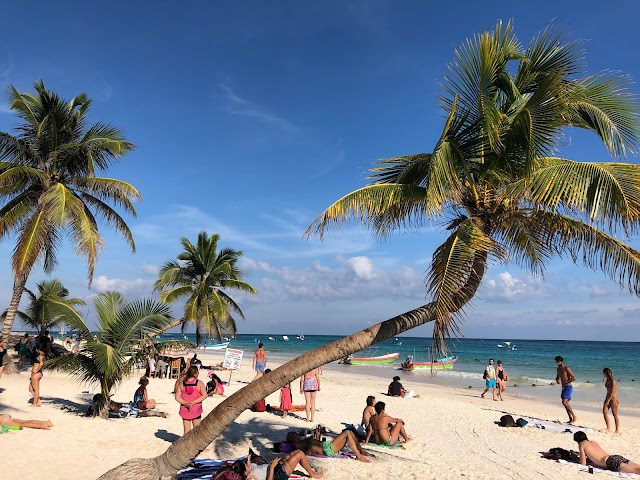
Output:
[153, 231, 258, 342]
[47, 291, 174, 418]
[99, 21, 640, 480]
[0, 278, 85, 336]
[0, 80, 140, 341]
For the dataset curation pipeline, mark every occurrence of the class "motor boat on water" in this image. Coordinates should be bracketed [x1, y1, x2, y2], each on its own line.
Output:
[297, 334, 305, 341]
[340, 347, 399, 365]
[282, 335, 289, 341]
[401, 354, 458, 371]
[268, 336, 277, 341]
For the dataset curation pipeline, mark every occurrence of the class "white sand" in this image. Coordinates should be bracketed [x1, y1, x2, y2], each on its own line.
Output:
[1, 350, 639, 480]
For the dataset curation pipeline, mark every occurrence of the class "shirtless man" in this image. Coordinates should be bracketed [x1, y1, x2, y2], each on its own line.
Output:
[252, 343, 267, 381]
[555, 356, 577, 423]
[366, 401, 410, 446]
[286, 429, 372, 463]
[574, 431, 640, 474]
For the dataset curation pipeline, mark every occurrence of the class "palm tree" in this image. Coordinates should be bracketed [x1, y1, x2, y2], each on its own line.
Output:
[47, 291, 174, 418]
[98, 22, 640, 480]
[0, 278, 85, 335]
[153, 231, 258, 342]
[0, 80, 140, 340]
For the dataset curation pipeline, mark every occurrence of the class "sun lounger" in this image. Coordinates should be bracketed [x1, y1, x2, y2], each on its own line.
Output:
[557, 459, 637, 478]
[177, 458, 304, 480]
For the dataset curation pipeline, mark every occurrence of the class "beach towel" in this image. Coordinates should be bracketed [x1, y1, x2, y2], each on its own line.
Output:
[177, 459, 304, 480]
[312, 451, 355, 459]
[558, 459, 637, 478]
[525, 418, 593, 434]
[366, 441, 406, 450]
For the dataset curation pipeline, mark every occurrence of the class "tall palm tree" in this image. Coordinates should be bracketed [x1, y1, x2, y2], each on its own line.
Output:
[153, 231, 258, 342]
[0, 278, 85, 335]
[47, 291, 174, 418]
[0, 80, 140, 340]
[98, 22, 640, 480]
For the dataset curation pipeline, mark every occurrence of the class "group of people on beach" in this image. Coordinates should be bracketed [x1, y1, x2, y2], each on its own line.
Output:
[482, 356, 621, 433]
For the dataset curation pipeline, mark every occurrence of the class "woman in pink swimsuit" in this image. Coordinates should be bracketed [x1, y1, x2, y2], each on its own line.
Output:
[176, 366, 207, 434]
[300, 368, 320, 423]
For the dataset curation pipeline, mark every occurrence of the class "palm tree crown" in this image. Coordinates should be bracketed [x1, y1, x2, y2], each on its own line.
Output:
[154, 231, 258, 342]
[48, 291, 173, 417]
[307, 21, 640, 351]
[0, 80, 141, 337]
[1, 278, 85, 335]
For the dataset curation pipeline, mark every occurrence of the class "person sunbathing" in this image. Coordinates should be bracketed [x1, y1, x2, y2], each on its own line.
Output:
[230, 449, 323, 480]
[285, 428, 372, 463]
[366, 401, 410, 445]
[574, 431, 640, 473]
[0, 413, 53, 430]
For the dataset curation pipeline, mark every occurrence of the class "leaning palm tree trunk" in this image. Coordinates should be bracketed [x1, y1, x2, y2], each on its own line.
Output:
[97, 257, 486, 480]
[1, 274, 28, 374]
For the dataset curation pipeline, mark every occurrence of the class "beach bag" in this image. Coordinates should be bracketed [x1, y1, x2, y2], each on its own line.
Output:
[482, 369, 488, 380]
[211, 462, 242, 480]
[516, 418, 528, 428]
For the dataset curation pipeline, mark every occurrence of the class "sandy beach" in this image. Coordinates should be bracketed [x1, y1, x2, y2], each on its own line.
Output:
[1, 347, 639, 480]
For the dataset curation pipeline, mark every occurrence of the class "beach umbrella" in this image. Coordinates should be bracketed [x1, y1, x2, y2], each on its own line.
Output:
[161, 344, 192, 358]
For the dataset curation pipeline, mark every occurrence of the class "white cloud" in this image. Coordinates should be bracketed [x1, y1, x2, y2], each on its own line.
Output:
[140, 264, 159, 276]
[219, 83, 298, 132]
[238, 255, 425, 303]
[480, 271, 548, 303]
[344, 256, 377, 280]
[91, 275, 153, 297]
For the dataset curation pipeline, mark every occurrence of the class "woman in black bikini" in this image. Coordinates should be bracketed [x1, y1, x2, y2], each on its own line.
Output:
[496, 360, 508, 401]
[29, 345, 45, 407]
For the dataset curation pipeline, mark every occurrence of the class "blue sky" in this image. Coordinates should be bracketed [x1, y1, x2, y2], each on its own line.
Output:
[1, 1, 640, 341]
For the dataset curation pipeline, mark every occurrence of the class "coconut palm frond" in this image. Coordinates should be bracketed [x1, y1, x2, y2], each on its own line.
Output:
[507, 158, 640, 233]
[427, 219, 507, 353]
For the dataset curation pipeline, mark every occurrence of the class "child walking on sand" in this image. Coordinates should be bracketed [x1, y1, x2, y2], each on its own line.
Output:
[280, 382, 292, 418]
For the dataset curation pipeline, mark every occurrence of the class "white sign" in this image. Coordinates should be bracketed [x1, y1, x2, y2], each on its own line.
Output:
[223, 348, 244, 370]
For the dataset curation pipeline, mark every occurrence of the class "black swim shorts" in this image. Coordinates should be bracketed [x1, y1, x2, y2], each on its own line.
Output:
[606, 455, 630, 472]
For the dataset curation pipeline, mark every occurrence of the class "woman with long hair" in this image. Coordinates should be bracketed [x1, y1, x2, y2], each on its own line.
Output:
[603, 368, 620, 433]
[176, 366, 207, 434]
[29, 344, 45, 407]
[300, 368, 320, 423]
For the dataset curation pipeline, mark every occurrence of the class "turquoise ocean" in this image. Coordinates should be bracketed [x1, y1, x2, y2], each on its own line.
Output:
[153, 333, 640, 414]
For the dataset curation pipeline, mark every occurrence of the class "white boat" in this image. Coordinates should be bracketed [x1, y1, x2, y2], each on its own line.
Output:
[268, 336, 276, 341]
[282, 335, 289, 341]
[200, 342, 229, 351]
[297, 334, 305, 341]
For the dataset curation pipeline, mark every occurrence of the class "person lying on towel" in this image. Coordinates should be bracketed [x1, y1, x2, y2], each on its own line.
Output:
[285, 429, 372, 463]
[574, 431, 640, 474]
[229, 449, 322, 480]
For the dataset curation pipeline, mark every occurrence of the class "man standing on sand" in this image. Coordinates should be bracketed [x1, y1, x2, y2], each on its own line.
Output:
[556, 355, 577, 423]
[252, 343, 267, 381]
[481, 358, 496, 400]
[574, 431, 640, 473]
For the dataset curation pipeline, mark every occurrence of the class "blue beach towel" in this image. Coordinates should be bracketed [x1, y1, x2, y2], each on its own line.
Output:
[177, 459, 304, 480]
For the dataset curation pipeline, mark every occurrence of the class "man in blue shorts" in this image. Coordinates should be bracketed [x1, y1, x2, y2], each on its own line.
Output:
[555, 355, 577, 424]
[481, 358, 496, 400]
[252, 343, 267, 382]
